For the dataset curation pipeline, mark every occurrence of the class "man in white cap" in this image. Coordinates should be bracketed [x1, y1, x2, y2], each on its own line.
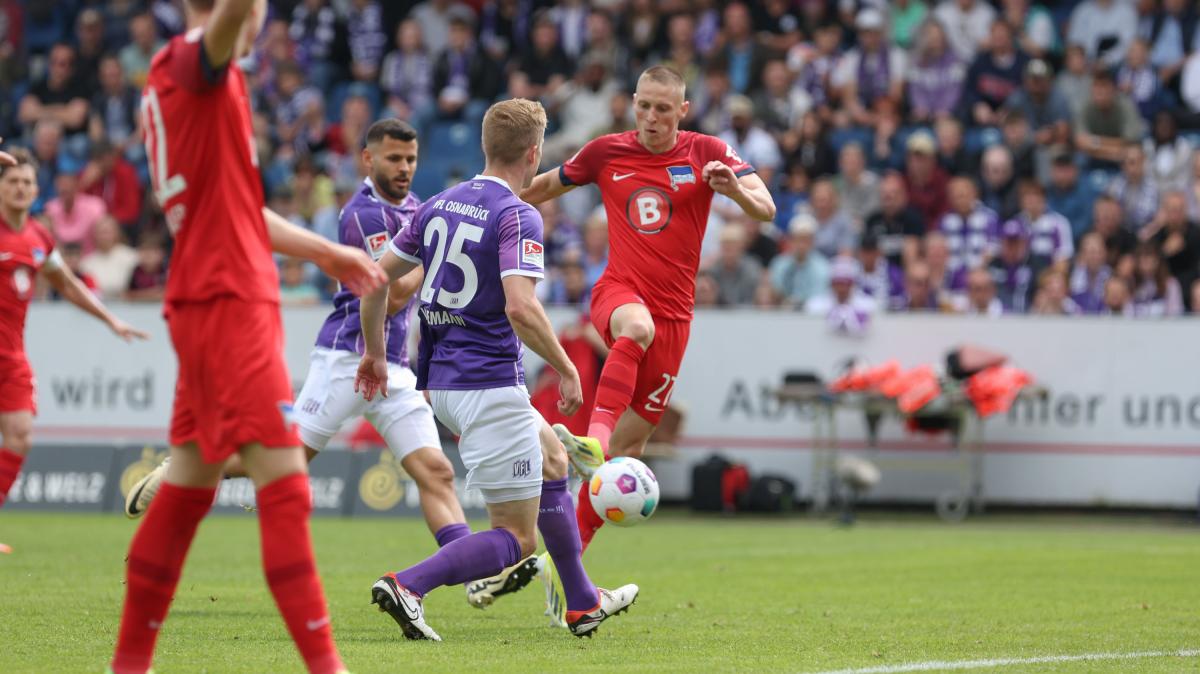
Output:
[933, 0, 997, 63]
[767, 212, 830, 309]
[832, 8, 906, 129]
[806, 255, 877, 335]
[718, 95, 782, 186]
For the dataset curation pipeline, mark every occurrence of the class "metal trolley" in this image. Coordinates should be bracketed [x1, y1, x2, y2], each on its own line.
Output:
[776, 380, 1048, 522]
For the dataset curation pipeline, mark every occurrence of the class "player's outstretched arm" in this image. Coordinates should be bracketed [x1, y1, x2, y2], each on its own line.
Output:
[518, 168, 575, 205]
[263, 207, 387, 297]
[501, 275, 582, 416]
[356, 248, 418, 401]
[203, 0, 258, 69]
[387, 267, 425, 316]
[41, 262, 149, 342]
[702, 162, 777, 222]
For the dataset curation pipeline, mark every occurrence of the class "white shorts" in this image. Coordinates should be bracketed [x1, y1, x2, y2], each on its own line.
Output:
[428, 386, 543, 504]
[294, 348, 440, 460]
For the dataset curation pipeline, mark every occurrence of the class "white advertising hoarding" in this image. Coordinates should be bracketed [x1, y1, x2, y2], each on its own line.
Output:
[24, 305, 1200, 508]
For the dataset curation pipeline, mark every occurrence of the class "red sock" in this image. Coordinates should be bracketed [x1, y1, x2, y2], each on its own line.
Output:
[257, 473, 344, 674]
[576, 480, 606, 552]
[588, 337, 647, 453]
[111, 482, 215, 674]
[0, 448, 25, 507]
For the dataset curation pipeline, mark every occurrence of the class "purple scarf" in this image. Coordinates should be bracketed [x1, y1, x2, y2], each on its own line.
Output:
[857, 48, 890, 106]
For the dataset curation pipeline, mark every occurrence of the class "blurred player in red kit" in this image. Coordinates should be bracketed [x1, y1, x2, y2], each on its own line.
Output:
[520, 66, 776, 551]
[0, 147, 148, 509]
[108, 0, 386, 672]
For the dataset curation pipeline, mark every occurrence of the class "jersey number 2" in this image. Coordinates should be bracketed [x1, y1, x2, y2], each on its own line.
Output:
[420, 217, 483, 308]
[141, 87, 187, 228]
[645, 374, 677, 413]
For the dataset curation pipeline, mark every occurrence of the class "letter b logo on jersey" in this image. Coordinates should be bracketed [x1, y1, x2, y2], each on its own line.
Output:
[625, 187, 673, 235]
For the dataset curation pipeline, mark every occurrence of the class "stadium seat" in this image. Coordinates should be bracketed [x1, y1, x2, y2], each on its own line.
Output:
[409, 121, 485, 197]
[964, 126, 1002, 155]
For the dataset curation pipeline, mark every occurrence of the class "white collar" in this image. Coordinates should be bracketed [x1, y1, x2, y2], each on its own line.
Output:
[473, 174, 514, 194]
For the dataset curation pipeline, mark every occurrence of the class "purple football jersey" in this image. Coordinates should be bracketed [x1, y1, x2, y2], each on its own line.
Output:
[314, 179, 419, 365]
[938, 205, 999, 274]
[1020, 210, 1074, 268]
[390, 175, 545, 390]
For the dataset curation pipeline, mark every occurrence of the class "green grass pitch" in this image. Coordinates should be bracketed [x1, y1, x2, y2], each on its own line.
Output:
[1, 510, 1198, 673]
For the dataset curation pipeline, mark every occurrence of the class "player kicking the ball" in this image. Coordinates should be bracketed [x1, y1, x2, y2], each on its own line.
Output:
[0, 148, 148, 510]
[356, 98, 638, 640]
[521, 66, 776, 551]
[125, 117, 540, 607]
[109, 0, 386, 672]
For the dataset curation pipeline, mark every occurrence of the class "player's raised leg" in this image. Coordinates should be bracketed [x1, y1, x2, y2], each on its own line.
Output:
[0, 410, 31, 507]
[585, 302, 655, 458]
[566, 408, 657, 552]
[556, 294, 662, 473]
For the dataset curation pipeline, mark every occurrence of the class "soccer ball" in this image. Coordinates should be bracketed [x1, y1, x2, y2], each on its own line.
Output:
[588, 457, 659, 527]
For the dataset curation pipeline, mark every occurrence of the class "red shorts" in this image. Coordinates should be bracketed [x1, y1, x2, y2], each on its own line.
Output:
[167, 298, 300, 464]
[590, 280, 691, 426]
[0, 354, 36, 414]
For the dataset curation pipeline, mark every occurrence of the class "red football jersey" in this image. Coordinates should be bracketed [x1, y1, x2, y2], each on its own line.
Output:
[560, 130, 754, 320]
[142, 29, 278, 305]
[0, 218, 55, 357]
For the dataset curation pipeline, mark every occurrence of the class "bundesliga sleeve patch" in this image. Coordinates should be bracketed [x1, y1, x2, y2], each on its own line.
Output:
[365, 232, 390, 260]
[522, 239, 544, 268]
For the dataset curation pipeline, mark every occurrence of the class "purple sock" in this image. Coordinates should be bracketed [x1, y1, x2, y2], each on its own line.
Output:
[538, 478, 599, 612]
[435, 523, 471, 547]
[394, 528, 521, 597]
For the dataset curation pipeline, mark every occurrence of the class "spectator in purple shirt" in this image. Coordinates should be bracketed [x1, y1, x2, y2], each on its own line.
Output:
[1118, 37, 1162, 120]
[380, 20, 435, 130]
[988, 219, 1037, 314]
[1013, 181, 1074, 273]
[906, 18, 965, 124]
[832, 9, 906, 131]
[924, 230, 968, 302]
[1107, 142, 1160, 232]
[1069, 232, 1112, 314]
[939, 176, 1000, 275]
[347, 0, 388, 83]
[856, 232, 905, 303]
[1131, 242, 1184, 316]
[289, 0, 350, 90]
[792, 20, 842, 127]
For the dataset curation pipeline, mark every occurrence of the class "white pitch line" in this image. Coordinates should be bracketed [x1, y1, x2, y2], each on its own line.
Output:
[806, 649, 1200, 674]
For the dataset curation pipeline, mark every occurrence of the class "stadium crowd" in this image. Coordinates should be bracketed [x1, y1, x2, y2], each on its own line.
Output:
[5, 0, 1200, 319]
